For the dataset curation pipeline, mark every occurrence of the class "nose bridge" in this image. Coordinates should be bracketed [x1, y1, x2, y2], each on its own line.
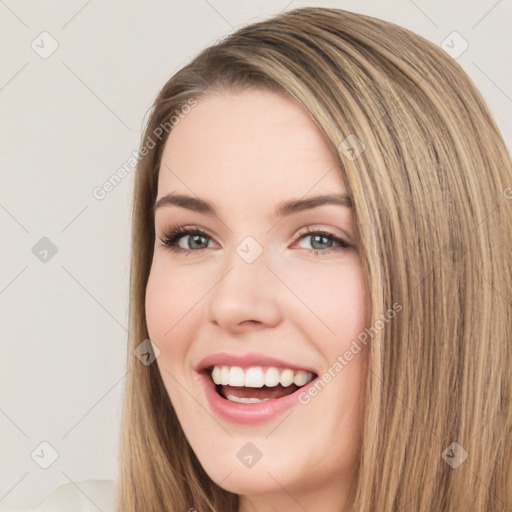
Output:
[206, 234, 282, 329]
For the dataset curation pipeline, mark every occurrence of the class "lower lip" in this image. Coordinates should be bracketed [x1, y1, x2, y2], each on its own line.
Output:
[197, 370, 317, 425]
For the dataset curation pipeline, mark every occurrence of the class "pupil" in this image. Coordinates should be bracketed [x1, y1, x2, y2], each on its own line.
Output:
[190, 235, 207, 249]
[312, 234, 331, 250]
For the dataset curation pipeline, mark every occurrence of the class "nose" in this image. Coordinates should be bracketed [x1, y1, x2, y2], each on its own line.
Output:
[206, 246, 283, 333]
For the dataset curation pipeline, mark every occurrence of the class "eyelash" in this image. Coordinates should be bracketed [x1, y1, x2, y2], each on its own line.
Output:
[158, 225, 353, 256]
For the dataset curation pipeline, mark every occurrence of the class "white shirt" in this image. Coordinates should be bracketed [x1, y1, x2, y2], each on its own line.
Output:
[29, 480, 116, 512]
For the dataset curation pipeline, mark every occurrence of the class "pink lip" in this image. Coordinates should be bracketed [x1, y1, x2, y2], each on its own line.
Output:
[197, 370, 318, 425]
[195, 351, 317, 373]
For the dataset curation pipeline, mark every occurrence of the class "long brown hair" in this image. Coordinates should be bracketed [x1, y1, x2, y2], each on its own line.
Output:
[116, 7, 512, 511]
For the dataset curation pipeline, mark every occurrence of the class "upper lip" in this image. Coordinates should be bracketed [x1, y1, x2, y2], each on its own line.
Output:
[196, 352, 318, 375]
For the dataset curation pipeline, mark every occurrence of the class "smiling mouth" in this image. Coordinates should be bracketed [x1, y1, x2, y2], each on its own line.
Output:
[203, 367, 318, 403]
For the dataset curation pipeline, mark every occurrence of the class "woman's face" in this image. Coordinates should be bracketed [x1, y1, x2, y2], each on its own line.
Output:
[145, 89, 368, 510]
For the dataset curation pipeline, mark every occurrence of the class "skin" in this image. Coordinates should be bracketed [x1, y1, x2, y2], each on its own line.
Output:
[145, 89, 368, 512]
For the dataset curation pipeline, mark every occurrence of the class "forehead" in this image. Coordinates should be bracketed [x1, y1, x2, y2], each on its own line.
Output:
[158, 89, 345, 204]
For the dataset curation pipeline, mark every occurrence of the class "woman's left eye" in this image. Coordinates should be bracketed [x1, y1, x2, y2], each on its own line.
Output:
[294, 230, 353, 255]
[158, 226, 353, 255]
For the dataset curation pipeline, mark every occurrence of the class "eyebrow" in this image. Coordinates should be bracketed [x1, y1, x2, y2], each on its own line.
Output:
[153, 193, 352, 218]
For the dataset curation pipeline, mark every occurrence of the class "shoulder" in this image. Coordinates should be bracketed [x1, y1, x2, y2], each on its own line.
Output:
[37, 480, 116, 512]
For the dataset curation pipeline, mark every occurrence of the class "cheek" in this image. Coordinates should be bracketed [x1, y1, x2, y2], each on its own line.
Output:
[285, 260, 366, 339]
[145, 260, 192, 340]
[145, 260, 207, 384]
[144, 262, 188, 362]
[332, 270, 366, 332]
[145, 266, 188, 403]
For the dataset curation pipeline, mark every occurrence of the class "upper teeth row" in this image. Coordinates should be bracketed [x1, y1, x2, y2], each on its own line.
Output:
[210, 365, 315, 388]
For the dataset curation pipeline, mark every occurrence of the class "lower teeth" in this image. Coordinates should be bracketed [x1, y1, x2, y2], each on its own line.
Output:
[225, 394, 272, 404]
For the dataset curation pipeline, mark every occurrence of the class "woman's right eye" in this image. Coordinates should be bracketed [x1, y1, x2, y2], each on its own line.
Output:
[159, 226, 216, 254]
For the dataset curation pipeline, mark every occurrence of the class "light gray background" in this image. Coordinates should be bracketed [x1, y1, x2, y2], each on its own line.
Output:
[1, 0, 511, 509]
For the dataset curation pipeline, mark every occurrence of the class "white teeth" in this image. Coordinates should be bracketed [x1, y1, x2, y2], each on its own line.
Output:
[293, 370, 310, 387]
[210, 365, 315, 388]
[225, 395, 271, 403]
[244, 367, 265, 387]
[220, 366, 230, 385]
[264, 367, 281, 387]
[280, 369, 295, 387]
[211, 366, 221, 385]
[228, 366, 245, 386]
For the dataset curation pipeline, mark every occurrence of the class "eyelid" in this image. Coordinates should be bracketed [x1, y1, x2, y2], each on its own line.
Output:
[295, 224, 353, 244]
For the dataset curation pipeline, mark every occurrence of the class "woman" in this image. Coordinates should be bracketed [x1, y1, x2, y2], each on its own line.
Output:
[113, 6, 511, 512]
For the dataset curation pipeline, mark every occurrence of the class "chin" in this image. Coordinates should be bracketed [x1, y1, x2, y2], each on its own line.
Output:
[205, 460, 297, 495]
